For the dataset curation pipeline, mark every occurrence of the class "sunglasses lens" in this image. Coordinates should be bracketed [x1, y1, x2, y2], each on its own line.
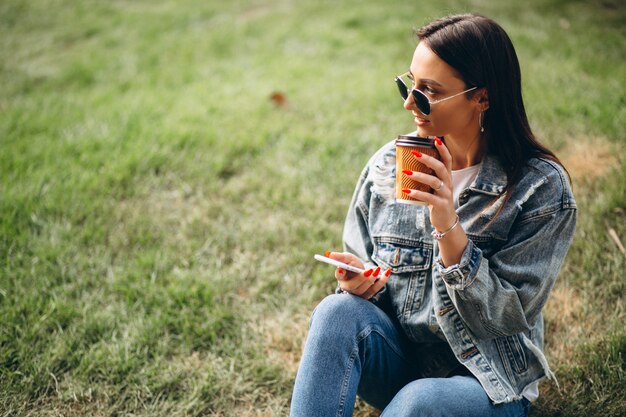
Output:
[395, 78, 409, 100]
[394, 74, 432, 114]
[412, 90, 431, 115]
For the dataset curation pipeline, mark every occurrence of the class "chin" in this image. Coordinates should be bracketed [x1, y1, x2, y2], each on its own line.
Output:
[417, 127, 435, 137]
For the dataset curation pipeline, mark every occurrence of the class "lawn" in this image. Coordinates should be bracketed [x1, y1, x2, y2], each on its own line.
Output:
[1, 0, 624, 416]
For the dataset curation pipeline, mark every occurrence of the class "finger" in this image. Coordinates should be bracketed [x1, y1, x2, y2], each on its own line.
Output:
[337, 268, 362, 282]
[335, 267, 347, 280]
[370, 266, 381, 278]
[340, 269, 374, 294]
[353, 266, 383, 295]
[328, 251, 365, 269]
[434, 137, 452, 172]
[402, 171, 451, 194]
[353, 271, 383, 296]
[401, 187, 446, 205]
[411, 149, 449, 185]
[370, 266, 384, 286]
[350, 278, 373, 296]
[336, 270, 354, 291]
[362, 270, 391, 300]
[326, 251, 363, 279]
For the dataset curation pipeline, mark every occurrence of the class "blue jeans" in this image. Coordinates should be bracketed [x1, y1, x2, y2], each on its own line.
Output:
[290, 294, 530, 417]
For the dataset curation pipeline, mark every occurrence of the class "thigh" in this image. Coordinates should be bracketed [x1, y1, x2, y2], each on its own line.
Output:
[355, 316, 421, 410]
[380, 375, 530, 417]
[310, 294, 423, 410]
[292, 294, 419, 416]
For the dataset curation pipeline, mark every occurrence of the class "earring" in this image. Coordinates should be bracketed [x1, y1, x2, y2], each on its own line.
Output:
[479, 111, 485, 133]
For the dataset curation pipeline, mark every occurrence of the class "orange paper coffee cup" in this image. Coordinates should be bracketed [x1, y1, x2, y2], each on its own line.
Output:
[395, 135, 441, 205]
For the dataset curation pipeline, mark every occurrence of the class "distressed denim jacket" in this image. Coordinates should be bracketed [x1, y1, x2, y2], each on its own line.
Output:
[342, 139, 576, 404]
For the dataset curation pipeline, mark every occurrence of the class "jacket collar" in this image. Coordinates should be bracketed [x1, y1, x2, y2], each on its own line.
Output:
[469, 153, 508, 196]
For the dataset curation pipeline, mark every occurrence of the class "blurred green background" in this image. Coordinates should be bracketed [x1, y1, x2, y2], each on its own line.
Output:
[1, 0, 624, 415]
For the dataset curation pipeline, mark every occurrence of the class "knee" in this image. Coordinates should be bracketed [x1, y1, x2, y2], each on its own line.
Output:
[313, 293, 358, 316]
[383, 377, 487, 417]
[382, 379, 442, 417]
[311, 294, 356, 325]
[309, 294, 370, 336]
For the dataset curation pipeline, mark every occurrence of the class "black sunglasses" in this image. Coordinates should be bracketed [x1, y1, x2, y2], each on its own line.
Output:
[394, 71, 477, 116]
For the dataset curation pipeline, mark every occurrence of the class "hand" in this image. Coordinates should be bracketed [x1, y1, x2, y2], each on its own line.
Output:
[326, 251, 391, 300]
[401, 138, 457, 231]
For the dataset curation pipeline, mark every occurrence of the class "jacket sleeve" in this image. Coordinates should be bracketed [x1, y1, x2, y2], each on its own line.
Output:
[342, 164, 375, 266]
[436, 175, 577, 339]
[340, 162, 391, 305]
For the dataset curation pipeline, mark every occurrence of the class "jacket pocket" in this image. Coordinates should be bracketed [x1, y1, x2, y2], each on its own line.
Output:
[496, 334, 529, 380]
[372, 236, 433, 273]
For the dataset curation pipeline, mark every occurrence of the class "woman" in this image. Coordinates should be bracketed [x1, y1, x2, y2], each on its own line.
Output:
[290, 14, 576, 417]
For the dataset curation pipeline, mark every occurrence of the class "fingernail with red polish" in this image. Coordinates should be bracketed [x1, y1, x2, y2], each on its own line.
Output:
[373, 267, 381, 277]
[402, 189, 412, 194]
[337, 268, 344, 275]
[385, 268, 392, 277]
[364, 269, 373, 277]
[402, 169, 413, 175]
[435, 137, 443, 146]
[325, 251, 331, 257]
[411, 150, 422, 158]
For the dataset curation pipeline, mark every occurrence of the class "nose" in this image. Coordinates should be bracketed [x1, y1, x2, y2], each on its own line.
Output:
[403, 93, 415, 111]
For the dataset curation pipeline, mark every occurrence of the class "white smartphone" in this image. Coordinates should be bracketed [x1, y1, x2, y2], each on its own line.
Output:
[313, 254, 365, 274]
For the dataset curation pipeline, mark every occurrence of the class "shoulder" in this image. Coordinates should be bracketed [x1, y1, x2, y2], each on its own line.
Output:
[358, 139, 396, 179]
[525, 158, 576, 208]
[512, 158, 577, 220]
[526, 157, 568, 182]
[367, 139, 396, 167]
[350, 139, 397, 202]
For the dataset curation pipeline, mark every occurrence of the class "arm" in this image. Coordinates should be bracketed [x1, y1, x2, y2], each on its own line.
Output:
[342, 165, 375, 265]
[438, 205, 576, 339]
[331, 158, 390, 300]
[403, 141, 577, 339]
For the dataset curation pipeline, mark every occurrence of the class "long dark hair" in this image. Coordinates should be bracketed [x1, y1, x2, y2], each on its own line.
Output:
[416, 14, 565, 191]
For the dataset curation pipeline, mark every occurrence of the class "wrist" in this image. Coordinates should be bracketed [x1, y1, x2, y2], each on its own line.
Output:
[432, 215, 460, 240]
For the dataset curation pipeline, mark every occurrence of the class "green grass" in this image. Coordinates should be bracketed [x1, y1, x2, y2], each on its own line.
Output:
[1, 0, 624, 415]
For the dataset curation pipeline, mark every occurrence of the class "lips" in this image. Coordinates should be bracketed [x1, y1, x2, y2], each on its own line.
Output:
[414, 116, 430, 126]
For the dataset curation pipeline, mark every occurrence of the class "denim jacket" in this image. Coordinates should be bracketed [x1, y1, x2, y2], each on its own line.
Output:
[342, 139, 576, 404]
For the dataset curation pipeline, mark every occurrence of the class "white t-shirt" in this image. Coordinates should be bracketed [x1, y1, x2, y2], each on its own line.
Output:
[451, 164, 540, 402]
[451, 165, 480, 208]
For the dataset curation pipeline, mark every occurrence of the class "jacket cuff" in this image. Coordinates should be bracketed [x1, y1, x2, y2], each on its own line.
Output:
[435, 240, 481, 290]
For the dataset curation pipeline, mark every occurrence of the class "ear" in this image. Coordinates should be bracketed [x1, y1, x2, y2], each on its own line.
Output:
[475, 87, 489, 111]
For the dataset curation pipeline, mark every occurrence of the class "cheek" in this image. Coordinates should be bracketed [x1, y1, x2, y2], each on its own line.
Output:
[433, 105, 474, 130]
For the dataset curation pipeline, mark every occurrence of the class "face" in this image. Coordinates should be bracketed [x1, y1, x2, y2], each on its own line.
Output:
[404, 42, 481, 139]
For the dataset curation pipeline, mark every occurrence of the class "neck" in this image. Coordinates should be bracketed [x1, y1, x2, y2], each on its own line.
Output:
[445, 132, 485, 170]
